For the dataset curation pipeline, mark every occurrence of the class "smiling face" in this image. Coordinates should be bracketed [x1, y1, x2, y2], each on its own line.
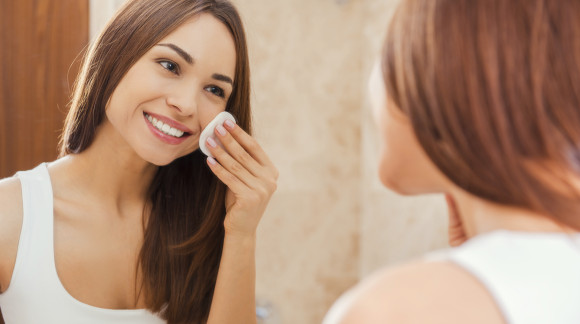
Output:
[104, 13, 236, 166]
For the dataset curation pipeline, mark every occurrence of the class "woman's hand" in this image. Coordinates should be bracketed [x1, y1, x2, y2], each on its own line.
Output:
[205, 119, 278, 237]
[445, 194, 468, 247]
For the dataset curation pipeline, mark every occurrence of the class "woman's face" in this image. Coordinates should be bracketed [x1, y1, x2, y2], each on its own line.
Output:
[369, 62, 449, 195]
[105, 13, 236, 165]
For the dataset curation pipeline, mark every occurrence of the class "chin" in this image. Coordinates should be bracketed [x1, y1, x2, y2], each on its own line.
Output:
[140, 150, 190, 167]
[378, 169, 444, 196]
[378, 151, 450, 195]
[149, 158, 175, 166]
[134, 138, 200, 166]
[382, 179, 442, 196]
[380, 177, 416, 196]
[140, 155, 174, 166]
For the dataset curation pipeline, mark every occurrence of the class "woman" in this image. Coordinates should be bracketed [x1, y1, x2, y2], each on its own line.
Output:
[325, 0, 580, 323]
[0, 0, 278, 323]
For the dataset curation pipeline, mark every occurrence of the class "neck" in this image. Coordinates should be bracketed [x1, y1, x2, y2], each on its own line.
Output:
[51, 121, 158, 215]
[449, 187, 576, 237]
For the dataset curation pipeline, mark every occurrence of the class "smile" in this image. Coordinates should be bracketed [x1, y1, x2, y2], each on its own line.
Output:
[144, 113, 185, 138]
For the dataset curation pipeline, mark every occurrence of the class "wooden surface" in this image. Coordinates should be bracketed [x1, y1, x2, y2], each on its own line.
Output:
[0, 0, 89, 178]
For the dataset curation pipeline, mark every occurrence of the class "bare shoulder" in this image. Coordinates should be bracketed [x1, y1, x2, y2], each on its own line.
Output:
[0, 176, 24, 292]
[0, 176, 23, 233]
[0, 176, 23, 227]
[0, 175, 23, 210]
[325, 260, 505, 324]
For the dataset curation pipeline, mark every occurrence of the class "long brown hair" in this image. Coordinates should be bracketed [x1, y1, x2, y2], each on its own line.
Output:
[60, 0, 251, 323]
[382, 0, 580, 229]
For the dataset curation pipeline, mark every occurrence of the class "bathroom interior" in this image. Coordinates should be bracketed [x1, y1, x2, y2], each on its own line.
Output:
[0, 0, 450, 323]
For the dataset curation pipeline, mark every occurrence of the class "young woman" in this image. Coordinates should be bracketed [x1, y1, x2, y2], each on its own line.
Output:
[0, 0, 278, 323]
[325, 0, 580, 323]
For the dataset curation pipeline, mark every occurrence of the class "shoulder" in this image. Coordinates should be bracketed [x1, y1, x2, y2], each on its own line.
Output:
[0, 176, 24, 233]
[324, 260, 505, 324]
[0, 175, 23, 226]
[0, 175, 23, 209]
[0, 175, 24, 292]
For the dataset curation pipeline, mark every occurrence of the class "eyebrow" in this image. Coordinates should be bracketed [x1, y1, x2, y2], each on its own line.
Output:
[212, 73, 233, 85]
[157, 43, 234, 85]
[157, 43, 193, 64]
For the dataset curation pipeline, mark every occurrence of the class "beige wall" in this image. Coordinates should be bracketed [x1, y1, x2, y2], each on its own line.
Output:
[236, 2, 364, 322]
[90, 1, 449, 323]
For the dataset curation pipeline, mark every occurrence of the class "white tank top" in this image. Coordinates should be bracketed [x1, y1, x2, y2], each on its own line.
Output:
[0, 164, 165, 323]
[428, 230, 580, 324]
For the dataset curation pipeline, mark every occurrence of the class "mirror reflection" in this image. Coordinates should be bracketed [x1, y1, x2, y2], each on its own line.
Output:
[2, 1, 579, 324]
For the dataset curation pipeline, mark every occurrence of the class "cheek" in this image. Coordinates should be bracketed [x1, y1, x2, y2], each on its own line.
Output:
[199, 109, 219, 128]
[104, 90, 126, 126]
[198, 105, 229, 133]
[376, 113, 414, 192]
[105, 76, 136, 120]
[107, 60, 162, 107]
[375, 107, 445, 195]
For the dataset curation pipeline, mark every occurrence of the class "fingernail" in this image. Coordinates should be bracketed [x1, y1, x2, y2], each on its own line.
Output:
[224, 119, 235, 129]
[207, 137, 217, 148]
[208, 157, 217, 165]
[216, 125, 227, 136]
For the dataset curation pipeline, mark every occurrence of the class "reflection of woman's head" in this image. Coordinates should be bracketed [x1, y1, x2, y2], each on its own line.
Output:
[61, 0, 251, 156]
[379, 0, 580, 229]
[60, 1, 251, 323]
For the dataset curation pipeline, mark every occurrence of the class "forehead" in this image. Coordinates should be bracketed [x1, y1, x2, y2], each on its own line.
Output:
[156, 13, 237, 78]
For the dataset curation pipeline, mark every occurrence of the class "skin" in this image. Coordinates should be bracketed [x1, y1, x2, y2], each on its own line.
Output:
[323, 63, 577, 324]
[0, 13, 277, 324]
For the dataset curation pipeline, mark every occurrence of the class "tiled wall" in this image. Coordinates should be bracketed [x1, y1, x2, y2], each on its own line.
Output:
[90, 1, 449, 323]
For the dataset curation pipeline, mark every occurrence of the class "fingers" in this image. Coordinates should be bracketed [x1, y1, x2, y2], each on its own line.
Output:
[205, 120, 278, 193]
[204, 118, 278, 236]
[222, 120, 278, 179]
[206, 133, 259, 189]
[206, 156, 249, 194]
[212, 122, 265, 178]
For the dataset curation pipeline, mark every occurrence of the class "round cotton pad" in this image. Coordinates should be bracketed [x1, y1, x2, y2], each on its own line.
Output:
[199, 111, 236, 158]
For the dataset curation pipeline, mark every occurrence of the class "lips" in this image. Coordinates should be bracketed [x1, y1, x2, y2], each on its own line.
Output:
[145, 113, 186, 138]
[143, 112, 192, 145]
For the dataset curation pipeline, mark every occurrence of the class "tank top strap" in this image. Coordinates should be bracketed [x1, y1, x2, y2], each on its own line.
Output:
[10, 163, 56, 288]
[424, 230, 580, 324]
[1, 163, 166, 323]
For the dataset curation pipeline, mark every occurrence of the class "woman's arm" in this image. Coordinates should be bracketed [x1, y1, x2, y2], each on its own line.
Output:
[208, 233, 256, 323]
[204, 120, 278, 324]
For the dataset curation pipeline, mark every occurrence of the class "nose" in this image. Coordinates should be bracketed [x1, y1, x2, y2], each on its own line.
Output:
[165, 83, 199, 117]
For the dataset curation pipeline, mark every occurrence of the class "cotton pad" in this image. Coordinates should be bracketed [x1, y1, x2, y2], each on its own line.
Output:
[199, 111, 236, 158]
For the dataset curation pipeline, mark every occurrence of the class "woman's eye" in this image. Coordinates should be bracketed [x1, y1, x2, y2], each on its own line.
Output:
[205, 85, 225, 99]
[159, 60, 179, 74]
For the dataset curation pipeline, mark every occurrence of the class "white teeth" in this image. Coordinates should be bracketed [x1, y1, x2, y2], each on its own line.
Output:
[145, 113, 186, 138]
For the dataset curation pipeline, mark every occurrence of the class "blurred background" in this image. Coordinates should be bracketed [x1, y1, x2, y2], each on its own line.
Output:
[0, 0, 449, 323]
